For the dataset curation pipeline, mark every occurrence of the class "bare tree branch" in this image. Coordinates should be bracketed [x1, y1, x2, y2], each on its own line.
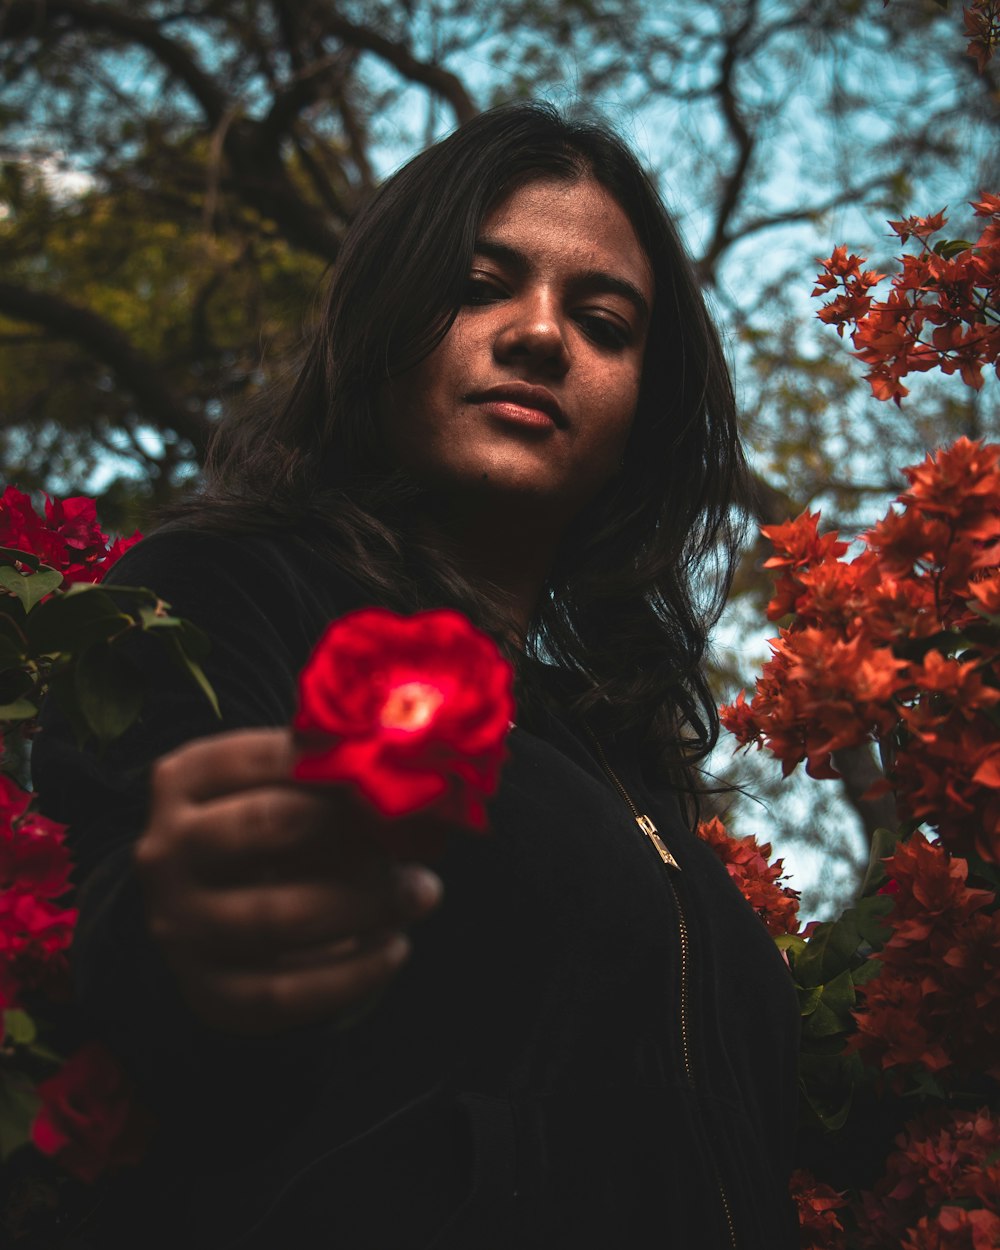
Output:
[321, 13, 477, 125]
[696, 1, 760, 285]
[0, 0, 229, 126]
[832, 743, 897, 849]
[0, 283, 210, 457]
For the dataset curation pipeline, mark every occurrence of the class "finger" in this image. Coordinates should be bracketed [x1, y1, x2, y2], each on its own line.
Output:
[152, 728, 298, 805]
[149, 866, 443, 963]
[145, 785, 385, 882]
[179, 931, 412, 1035]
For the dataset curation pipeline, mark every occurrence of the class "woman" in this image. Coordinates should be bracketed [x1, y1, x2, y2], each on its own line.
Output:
[34, 103, 800, 1248]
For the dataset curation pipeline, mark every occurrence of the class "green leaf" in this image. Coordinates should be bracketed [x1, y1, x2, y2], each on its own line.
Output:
[860, 826, 903, 897]
[46, 664, 92, 747]
[852, 956, 884, 987]
[2, 1009, 37, 1045]
[933, 237, 973, 258]
[801, 1081, 853, 1132]
[854, 895, 894, 949]
[0, 612, 27, 668]
[26, 585, 127, 656]
[797, 984, 823, 1016]
[164, 625, 220, 719]
[774, 933, 807, 958]
[73, 640, 144, 747]
[802, 969, 857, 1039]
[0, 565, 63, 613]
[139, 608, 182, 629]
[794, 914, 861, 985]
[0, 698, 38, 721]
[0, 546, 41, 570]
[0, 1070, 40, 1161]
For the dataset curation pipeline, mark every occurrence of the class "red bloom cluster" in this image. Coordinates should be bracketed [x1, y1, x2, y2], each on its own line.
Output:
[0, 773, 76, 1034]
[31, 1042, 153, 1183]
[790, 1169, 849, 1250]
[0, 486, 140, 585]
[293, 608, 514, 857]
[858, 1107, 1000, 1249]
[721, 438, 1000, 862]
[963, 0, 1000, 72]
[849, 834, 1000, 1080]
[695, 816, 801, 935]
[813, 193, 1000, 404]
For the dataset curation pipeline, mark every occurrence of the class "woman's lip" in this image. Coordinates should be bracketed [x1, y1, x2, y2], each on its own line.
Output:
[475, 400, 558, 430]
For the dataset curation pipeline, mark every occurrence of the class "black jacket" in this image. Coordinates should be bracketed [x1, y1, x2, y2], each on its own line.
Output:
[33, 528, 801, 1249]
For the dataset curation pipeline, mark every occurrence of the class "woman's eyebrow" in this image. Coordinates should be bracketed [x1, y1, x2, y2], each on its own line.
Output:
[473, 237, 650, 324]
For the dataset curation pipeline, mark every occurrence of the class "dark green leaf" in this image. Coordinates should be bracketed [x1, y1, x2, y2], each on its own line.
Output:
[0, 698, 38, 721]
[802, 969, 856, 1039]
[932, 237, 972, 258]
[164, 626, 220, 719]
[0, 546, 41, 570]
[0, 1070, 40, 1161]
[798, 984, 823, 1016]
[73, 641, 144, 747]
[47, 665, 92, 747]
[794, 913, 861, 985]
[0, 612, 26, 668]
[860, 826, 903, 897]
[852, 956, 884, 987]
[26, 586, 128, 656]
[2, 1009, 36, 1045]
[801, 1083, 853, 1132]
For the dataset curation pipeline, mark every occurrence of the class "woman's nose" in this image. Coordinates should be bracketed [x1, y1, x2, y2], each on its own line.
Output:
[493, 292, 569, 374]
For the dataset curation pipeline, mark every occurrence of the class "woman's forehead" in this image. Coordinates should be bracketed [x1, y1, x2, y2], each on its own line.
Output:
[477, 176, 654, 301]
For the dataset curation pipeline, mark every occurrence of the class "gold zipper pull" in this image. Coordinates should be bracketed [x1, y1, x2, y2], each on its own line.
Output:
[636, 814, 681, 870]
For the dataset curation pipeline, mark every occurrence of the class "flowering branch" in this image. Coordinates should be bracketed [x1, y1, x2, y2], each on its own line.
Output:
[813, 194, 1000, 404]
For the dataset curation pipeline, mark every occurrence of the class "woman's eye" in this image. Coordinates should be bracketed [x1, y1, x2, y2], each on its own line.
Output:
[578, 314, 631, 349]
[463, 276, 504, 305]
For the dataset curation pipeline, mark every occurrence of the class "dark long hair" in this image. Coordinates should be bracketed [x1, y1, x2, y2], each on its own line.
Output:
[177, 102, 750, 780]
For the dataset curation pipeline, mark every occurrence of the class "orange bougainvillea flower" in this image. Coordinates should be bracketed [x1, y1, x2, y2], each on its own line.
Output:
[858, 1107, 1000, 1249]
[723, 436, 1000, 862]
[292, 608, 515, 854]
[790, 1169, 849, 1250]
[813, 198, 1000, 404]
[850, 834, 1000, 1080]
[696, 816, 800, 935]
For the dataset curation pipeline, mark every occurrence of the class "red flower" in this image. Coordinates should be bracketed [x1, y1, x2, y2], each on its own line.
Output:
[292, 608, 514, 852]
[0, 774, 76, 1024]
[790, 1169, 849, 1250]
[850, 834, 1000, 1080]
[859, 1107, 1000, 1249]
[0, 486, 140, 587]
[696, 816, 800, 935]
[31, 1042, 153, 1182]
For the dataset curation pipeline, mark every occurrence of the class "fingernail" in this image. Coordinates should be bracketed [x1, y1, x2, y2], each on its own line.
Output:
[399, 867, 443, 912]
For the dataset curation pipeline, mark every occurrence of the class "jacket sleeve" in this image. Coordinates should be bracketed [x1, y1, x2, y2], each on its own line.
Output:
[31, 527, 344, 1132]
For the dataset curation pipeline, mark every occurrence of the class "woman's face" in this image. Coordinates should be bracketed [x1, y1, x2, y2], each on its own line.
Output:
[380, 176, 654, 535]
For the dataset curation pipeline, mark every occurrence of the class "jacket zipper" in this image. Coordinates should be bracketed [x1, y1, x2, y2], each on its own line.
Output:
[581, 727, 738, 1250]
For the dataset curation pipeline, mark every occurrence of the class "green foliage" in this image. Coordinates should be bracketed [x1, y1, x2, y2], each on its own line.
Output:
[780, 892, 893, 1131]
[0, 562, 218, 749]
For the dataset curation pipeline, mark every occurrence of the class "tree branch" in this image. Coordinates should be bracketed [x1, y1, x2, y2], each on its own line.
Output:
[696, 2, 760, 286]
[832, 743, 897, 850]
[0, 0, 229, 126]
[0, 282, 210, 457]
[321, 13, 476, 125]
